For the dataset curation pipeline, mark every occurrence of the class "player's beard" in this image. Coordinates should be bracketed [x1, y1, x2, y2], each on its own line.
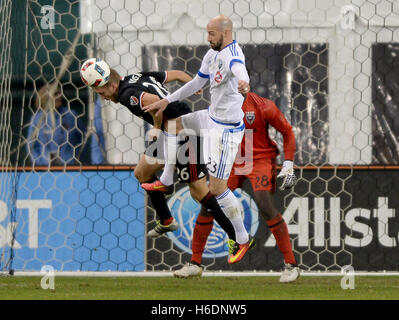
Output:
[210, 35, 223, 51]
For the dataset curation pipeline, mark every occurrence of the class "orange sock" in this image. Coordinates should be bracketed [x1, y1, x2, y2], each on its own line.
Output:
[191, 215, 214, 265]
[267, 213, 296, 265]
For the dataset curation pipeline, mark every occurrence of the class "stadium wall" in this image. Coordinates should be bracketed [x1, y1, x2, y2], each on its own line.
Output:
[1, 167, 397, 272]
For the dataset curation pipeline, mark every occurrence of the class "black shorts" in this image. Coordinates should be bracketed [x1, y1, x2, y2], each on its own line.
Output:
[144, 133, 207, 183]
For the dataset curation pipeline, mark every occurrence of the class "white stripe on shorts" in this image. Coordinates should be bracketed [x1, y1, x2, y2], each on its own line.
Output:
[217, 130, 230, 179]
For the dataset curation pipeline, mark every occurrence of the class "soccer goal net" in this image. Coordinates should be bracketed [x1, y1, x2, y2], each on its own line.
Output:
[1, 0, 398, 274]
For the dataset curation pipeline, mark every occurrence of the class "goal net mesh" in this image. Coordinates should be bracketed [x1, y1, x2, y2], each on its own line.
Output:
[0, 0, 17, 272]
[1, 0, 398, 273]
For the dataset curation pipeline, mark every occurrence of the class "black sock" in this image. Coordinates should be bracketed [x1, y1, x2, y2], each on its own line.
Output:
[200, 192, 236, 241]
[190, 260, 202, 267]
[147, 191, 172, 223]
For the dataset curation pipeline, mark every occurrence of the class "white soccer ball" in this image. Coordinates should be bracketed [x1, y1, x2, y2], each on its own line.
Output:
[80, 58, 110, 87]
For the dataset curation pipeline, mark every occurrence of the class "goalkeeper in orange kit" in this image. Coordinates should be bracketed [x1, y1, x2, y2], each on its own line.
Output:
[174, 92, 300, 283]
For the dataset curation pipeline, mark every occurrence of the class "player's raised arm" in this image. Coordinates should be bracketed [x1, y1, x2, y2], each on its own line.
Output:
[164, 70, 192, 84]
[165, 70, 203, 95]
[142, 74, 207, 116]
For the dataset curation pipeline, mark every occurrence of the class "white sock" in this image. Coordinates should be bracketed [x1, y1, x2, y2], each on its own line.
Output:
[159, 131, 178, 186]
[216, 189, 249, 244]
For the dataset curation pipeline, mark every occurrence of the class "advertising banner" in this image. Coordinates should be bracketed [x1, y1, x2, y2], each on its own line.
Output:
[148, 169, 399, 271]
[0, 171, 145, 271]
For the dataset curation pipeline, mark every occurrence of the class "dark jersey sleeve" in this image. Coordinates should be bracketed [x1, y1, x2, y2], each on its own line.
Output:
[117, 72, 191, 126]
[141, 71, 168, 85]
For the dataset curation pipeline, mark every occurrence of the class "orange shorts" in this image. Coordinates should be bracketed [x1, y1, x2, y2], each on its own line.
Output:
[228, 158, 277, 193]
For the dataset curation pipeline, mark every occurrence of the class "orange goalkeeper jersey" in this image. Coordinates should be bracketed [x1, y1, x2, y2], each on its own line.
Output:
[241, 92, 296, 160]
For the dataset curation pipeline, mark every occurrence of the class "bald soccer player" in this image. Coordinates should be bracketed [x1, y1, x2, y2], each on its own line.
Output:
[142, 15, 255, 264]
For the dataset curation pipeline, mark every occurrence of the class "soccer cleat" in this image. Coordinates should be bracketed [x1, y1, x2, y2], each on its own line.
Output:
[147, 219, 179, 238]
[279, 263, 301, 283]
[227, 239, 235, 262]
[173, 262, 203, 278]
[141, 180, 170, 193]
[227, 239, 235, 255]
[228, 236, 256, 264]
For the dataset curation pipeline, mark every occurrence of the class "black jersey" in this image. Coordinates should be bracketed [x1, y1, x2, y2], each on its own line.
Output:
[117, 72, 191, 126]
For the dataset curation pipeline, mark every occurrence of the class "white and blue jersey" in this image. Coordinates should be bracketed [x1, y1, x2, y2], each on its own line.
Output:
[198, 40, 246, 124]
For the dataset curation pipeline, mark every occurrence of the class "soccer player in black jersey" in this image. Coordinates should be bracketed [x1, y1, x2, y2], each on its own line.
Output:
[83, 62, 241, 259]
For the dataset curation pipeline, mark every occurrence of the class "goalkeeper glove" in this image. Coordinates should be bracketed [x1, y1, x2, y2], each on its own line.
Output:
[277, 160, 297, 191]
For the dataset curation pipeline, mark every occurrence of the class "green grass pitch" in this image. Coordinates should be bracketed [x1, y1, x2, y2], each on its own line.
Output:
[0, 276, 398, 300]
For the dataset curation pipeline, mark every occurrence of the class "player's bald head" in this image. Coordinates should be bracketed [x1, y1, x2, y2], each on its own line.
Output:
[207, 15, 233, 51]
[207, 15, 233, 32]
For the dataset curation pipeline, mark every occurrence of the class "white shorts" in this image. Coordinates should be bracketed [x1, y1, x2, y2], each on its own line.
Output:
[181, 109, 245, 180]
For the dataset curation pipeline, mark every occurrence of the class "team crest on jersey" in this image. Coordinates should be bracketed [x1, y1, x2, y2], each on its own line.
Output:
[215, 71, 223, 83]
[130, 96, 139, 106]
[245, 111, 255, 124]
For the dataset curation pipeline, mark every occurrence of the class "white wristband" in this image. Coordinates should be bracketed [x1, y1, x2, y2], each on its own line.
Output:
[282, 160, 293, 169]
